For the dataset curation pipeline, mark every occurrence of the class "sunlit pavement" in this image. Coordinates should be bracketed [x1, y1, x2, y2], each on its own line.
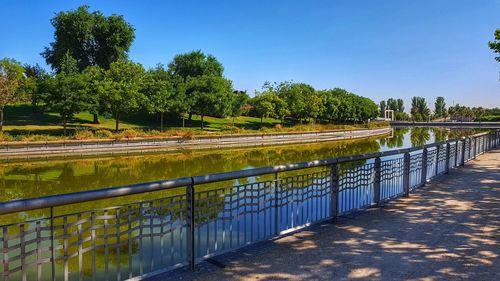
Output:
[155, 150, 500, 281]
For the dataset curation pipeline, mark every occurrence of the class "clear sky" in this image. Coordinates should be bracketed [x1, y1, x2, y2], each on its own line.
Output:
[1, 0, 499, 109]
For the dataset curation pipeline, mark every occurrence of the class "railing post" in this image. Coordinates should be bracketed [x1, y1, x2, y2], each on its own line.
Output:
[403, 152, 410, 197]
[472, 137, 477, 159]
[50, 207, 55, 281]
[274, 172, 280, 236]
[454, 140, 458, 168]
[186, 180, 195, 271]
[461, 138, 466, 165]
[421, 148, 428, 186]
[445, 143, 450, 174]
[330, 163, 340, 220]
[374, 157, 381, 205]
[435, 145, 440, 176]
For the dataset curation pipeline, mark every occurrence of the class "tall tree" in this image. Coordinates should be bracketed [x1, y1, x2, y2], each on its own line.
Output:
[99, 60, 145, 131]
[0, 58, 25, 131]
[379, 100, 386, 118]
[410, 96, 430, 121]
[167, 50, 224, 121]
[434, 97, 446, 120]
[42, 53, 90, 135]
[42, 5, 135, 123]
[142, 65, 174, 132]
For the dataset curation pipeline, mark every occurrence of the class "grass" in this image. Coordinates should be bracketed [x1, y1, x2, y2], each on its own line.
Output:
[0, 104, 389, 142]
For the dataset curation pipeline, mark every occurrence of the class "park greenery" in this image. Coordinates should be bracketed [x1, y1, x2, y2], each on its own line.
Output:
[0, 6, 499, 142]
[0, 5, 383, 142]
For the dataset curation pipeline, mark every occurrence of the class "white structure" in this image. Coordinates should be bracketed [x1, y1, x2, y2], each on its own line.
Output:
[384, 109, 394, 121]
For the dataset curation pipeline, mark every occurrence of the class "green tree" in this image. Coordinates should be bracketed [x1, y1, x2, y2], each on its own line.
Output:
[379, 100, 386, 118]
[42, 53, 90, 135]
[186, 75, 233, 130]
[167, 50, 224, 121]
[142, 65, 174, 132]
[489, 29, 500, 62]
[23, 63, 49, 111]
[230, 91, 250, 126]
[276, 82, 314, 122]
[411, 96, 430, 121]
[318, 90, 340, 122]
[99, 60, 146, 131]
[0, 58, 26, 131]
[42, 5, 135, 123]
[434, 97, 446, 120]
[251, 92, 276, 127]
[168, 50, 223, 78]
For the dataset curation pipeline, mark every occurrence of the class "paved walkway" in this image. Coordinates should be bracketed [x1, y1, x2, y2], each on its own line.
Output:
[160, 150, 500, 281]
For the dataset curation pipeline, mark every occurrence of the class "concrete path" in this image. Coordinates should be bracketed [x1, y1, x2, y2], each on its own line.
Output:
[161, 150, 500, 281]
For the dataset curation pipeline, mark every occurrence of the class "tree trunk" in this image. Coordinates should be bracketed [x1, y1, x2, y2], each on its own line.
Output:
[93, 114, 100, 124]
[260, 116, 263, 128]
[201, 114, 204, 130]
[115, 113, 120, 132]
[188, 112, 193, 121]
[160, 112, 164, 132]
[232, 117, 235, 127]
[281, 118, 284, 126]
[182, 115, 185, 128]
[0, 108, 3, 132]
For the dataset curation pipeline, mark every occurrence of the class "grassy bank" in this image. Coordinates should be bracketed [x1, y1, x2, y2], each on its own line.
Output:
[0, 104, 389, 142]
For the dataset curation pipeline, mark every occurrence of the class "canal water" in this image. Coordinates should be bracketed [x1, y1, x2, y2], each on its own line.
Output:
[0, 127, 478, 202]
[0, 127, 483, 281]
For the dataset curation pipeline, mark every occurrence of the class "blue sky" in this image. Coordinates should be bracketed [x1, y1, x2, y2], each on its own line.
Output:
[1, 0, 499, 109]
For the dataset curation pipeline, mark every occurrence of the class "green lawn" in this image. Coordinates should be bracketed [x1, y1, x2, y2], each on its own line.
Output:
[1, 104, 388, 141]
[2, 104, 284, 135]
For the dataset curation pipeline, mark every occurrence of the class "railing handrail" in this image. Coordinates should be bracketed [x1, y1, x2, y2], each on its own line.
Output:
[0, 131, 492, 215]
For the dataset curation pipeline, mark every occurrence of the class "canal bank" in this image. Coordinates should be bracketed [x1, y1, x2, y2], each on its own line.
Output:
[0, 127, 392, 160]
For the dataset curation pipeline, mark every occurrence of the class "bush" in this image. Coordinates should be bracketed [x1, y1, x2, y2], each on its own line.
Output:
[94, 129, 113, 139]
[115, 129, 141, 139]
[0, 132, 14, 142]
[73, 129, 94, 140]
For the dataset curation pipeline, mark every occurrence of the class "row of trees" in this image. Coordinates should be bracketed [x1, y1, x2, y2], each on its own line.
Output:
[378, 95, 498, 122]
[250, 82, 379, 126]
[0, 5, 380, 134]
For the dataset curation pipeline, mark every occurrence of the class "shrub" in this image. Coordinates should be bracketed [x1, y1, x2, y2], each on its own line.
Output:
[0, 132, 14, 142]
[94, 129, 113, 139]
[115, 129, 141, 139]
[73, 129, 94, 140]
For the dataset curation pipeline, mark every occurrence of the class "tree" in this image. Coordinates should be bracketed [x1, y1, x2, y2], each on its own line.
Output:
[251, 92, 277, 127]
[489, 29, 500, 62]
[0, 58, 25, 131]
[410, 96, 430, 121]
[186, 75, 233, 130]
[434, 97, 446, 120]
[23, 63, 49, 111]
[379, 100, 386, 118]
[99, 60, 146, 131]
[142, 65, 174, 132]
[167, 50, 224, 121]
[277, 82, 315, 122]
[230, 91, 250, 126]
[42, 5, 135, 123]
[42, 53, 90, 135]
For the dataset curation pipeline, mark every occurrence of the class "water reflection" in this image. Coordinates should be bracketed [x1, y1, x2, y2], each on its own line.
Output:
[0, 126, 486, 281]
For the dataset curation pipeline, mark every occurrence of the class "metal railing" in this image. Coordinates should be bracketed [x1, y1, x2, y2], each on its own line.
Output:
[0, 131, 498, 281]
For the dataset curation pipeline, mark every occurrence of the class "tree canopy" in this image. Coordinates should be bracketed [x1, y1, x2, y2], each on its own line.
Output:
[0, 58, 26, 131]
[42, 5, 135, 72]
